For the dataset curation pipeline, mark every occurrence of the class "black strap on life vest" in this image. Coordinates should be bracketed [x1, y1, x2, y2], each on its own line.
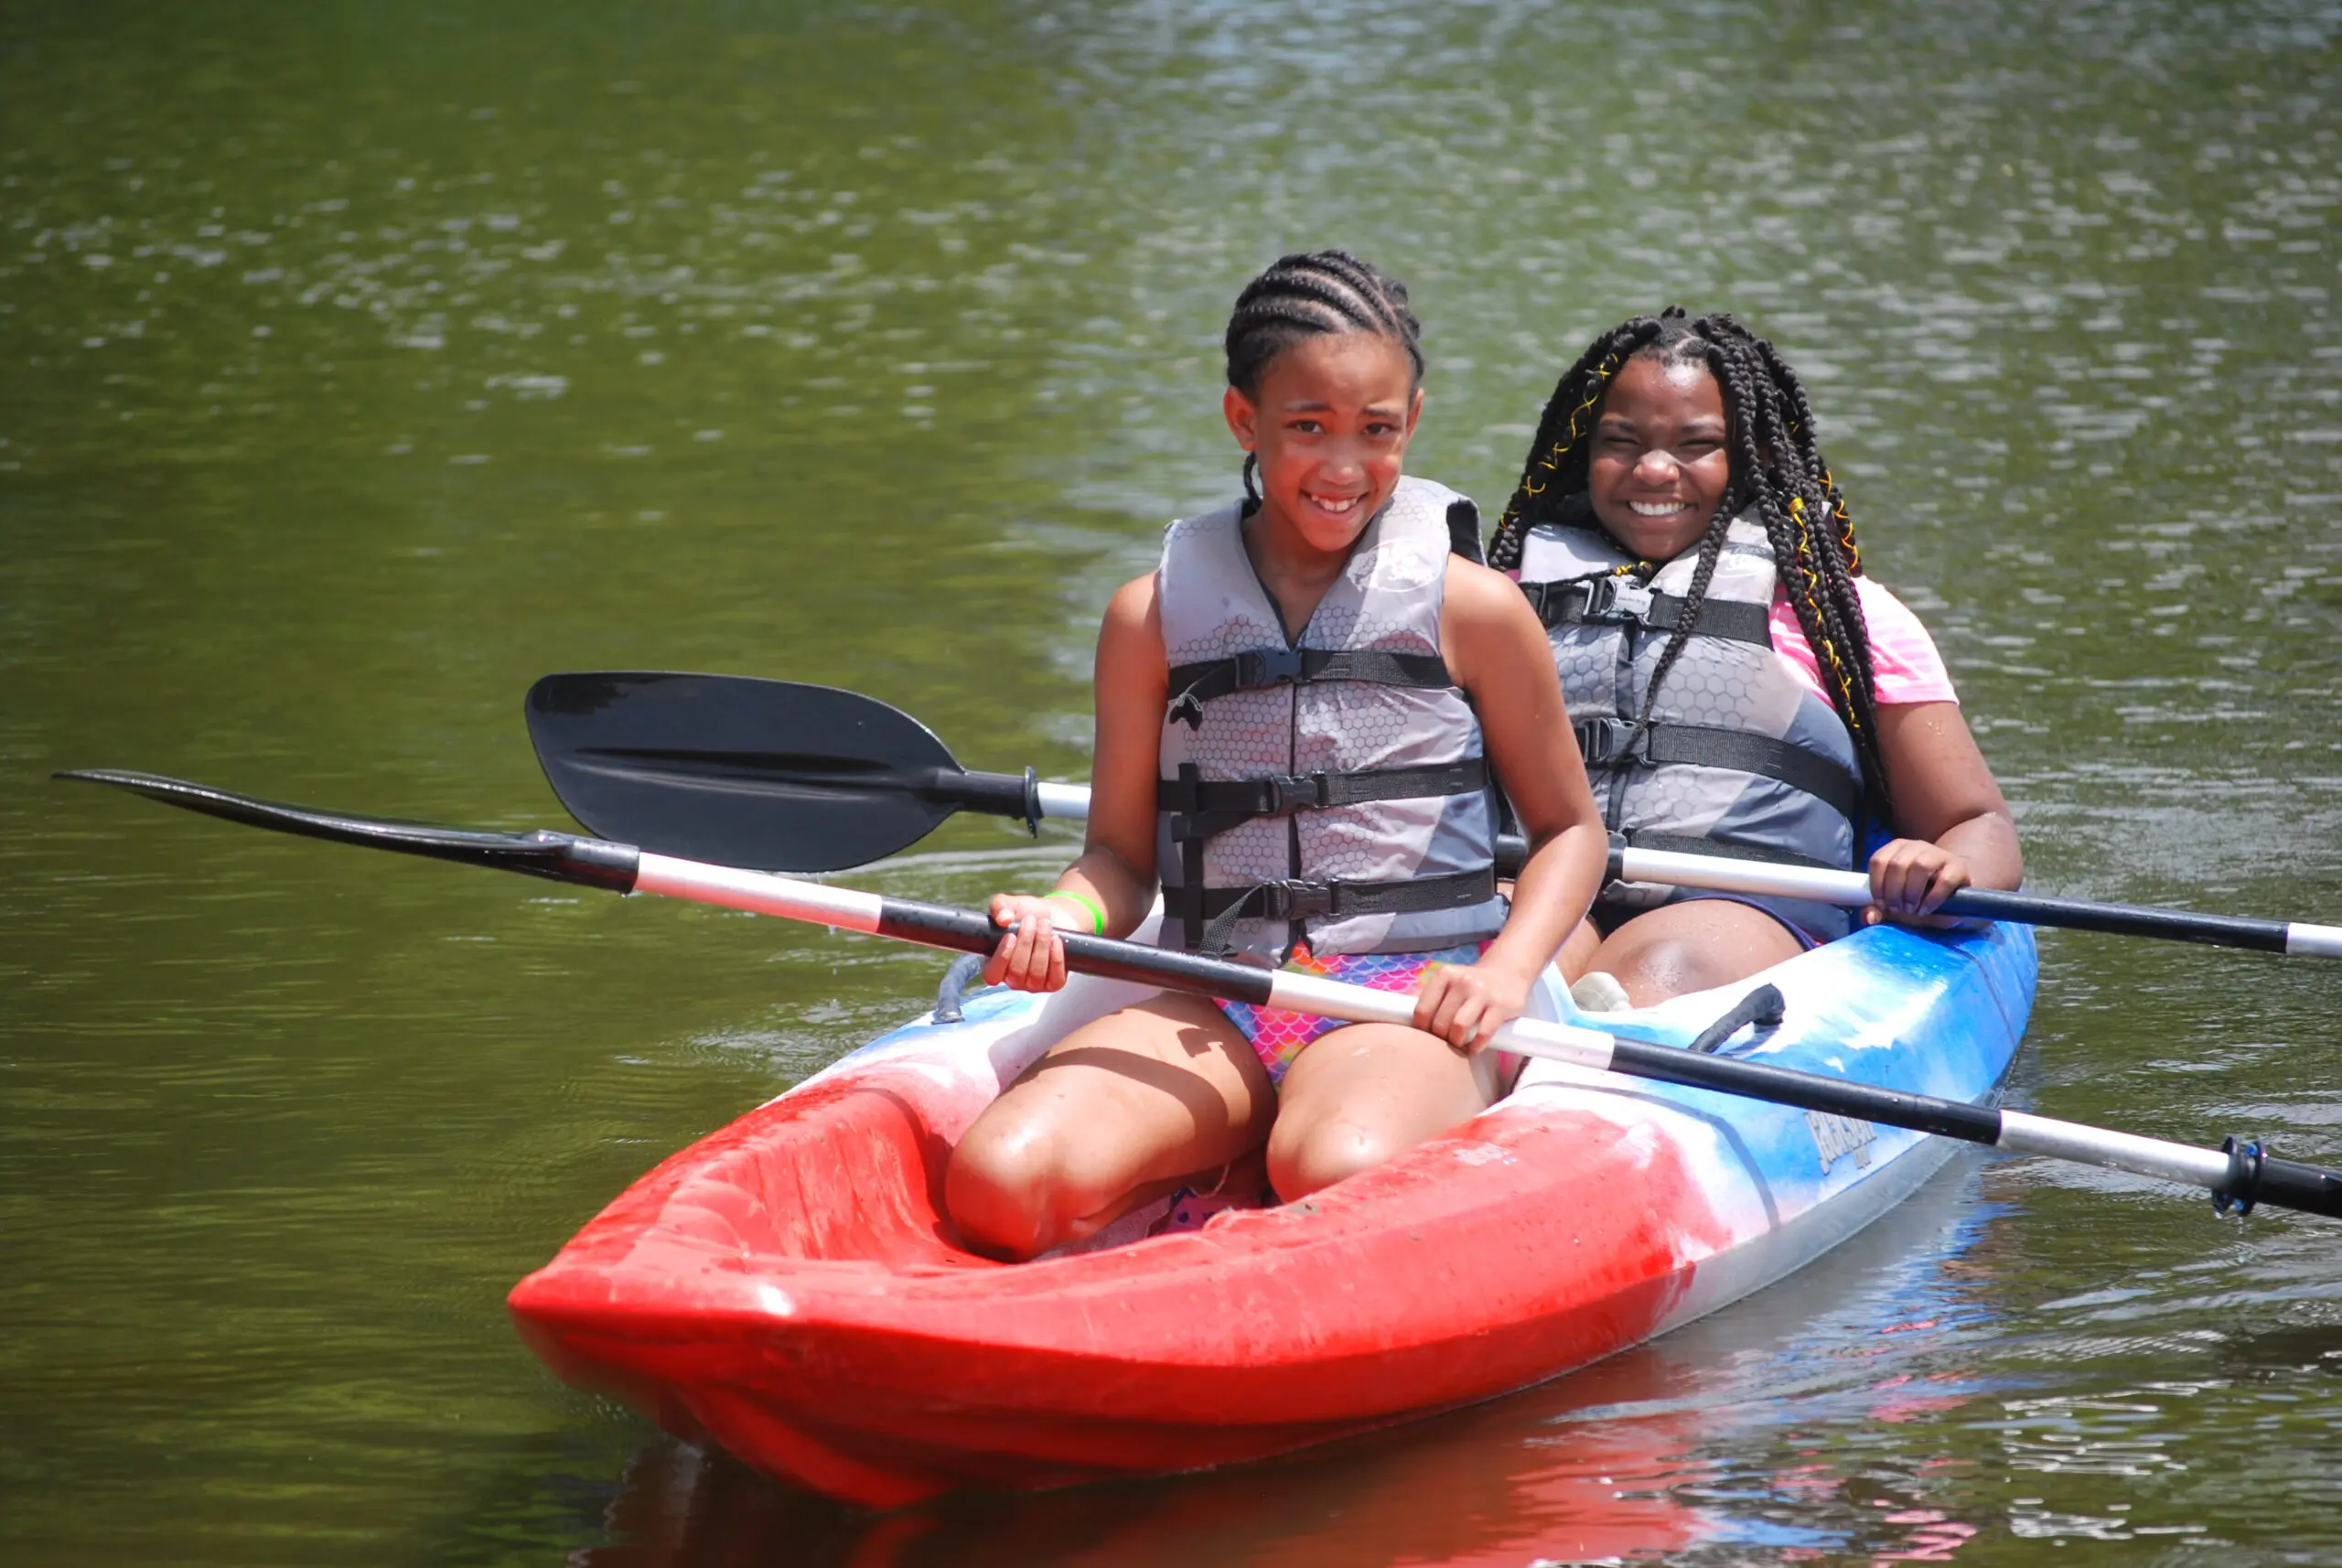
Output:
[1574, 717, 1861, 822]
[1162, 757, 1499, 956]
[1521, 575, 1772, 647]
[1184, 866, 1499, 959]
[1158, 758, 1488, 843]
[1610, 827, 1843, 874]
[1165, 646, 1454, 730]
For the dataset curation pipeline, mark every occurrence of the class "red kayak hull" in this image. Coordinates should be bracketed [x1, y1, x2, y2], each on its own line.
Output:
[510, 925, 2035, 1507]
[512, 1076, 1709, 1505]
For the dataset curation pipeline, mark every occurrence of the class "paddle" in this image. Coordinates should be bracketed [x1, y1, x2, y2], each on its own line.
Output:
[57, 768, 2342, 1220]
[528, 671, 2342, 961]
[523, 671, 1089, 874]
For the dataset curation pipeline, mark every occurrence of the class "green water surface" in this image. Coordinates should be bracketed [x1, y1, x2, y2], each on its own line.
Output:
[6, 3, 2340, 1563]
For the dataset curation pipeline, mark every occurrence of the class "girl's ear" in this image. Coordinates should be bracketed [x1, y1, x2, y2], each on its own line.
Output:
[1222, 385, 1258, 452]
[1403, 384, 1425, 438]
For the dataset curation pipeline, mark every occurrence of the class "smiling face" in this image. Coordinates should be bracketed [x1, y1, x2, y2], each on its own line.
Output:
[1585, 353, 1734, 561]
[1223, 332, 1423, 556]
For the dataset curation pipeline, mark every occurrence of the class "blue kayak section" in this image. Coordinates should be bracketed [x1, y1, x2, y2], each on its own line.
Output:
[1511, 920, 2039, 1326]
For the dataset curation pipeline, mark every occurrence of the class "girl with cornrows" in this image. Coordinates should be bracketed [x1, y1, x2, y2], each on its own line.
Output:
[945, 252, 1611, 1262]
[1488, 307, 2023, 1008]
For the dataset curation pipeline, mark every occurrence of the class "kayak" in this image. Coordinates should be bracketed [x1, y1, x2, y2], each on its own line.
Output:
[507, 918, 2037, 1508]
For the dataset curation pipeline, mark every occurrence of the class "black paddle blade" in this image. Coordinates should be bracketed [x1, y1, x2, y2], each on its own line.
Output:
[54, 770, 639, 890]
[526, 672, 977, 873]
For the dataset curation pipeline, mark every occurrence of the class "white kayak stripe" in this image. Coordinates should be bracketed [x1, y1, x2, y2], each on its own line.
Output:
[1997, 1109, 2234, 1190]
[634, 853, 886, 932]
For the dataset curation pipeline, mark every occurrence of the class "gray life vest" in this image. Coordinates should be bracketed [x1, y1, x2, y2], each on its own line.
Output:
[1517, 507, 1865, 940]
[1155, 476, 1508, 961]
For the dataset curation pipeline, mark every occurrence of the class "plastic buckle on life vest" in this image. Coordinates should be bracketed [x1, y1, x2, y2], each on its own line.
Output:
[1256, 879, 1335, 920]
[1575, 717, 1652, 767]
[1259, 773, 1331, 815]
[1583, 575, 1656, 624]
[1235, 648, 1306, 690]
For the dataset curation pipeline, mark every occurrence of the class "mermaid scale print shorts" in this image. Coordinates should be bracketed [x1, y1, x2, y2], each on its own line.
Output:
[1216, 940, 1491, 1082]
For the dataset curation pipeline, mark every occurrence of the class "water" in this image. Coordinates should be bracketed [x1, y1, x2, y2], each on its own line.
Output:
[5, 1, 2339, 1562]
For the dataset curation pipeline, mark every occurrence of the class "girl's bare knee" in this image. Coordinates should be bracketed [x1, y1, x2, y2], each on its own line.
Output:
[944, 1118, 1065, 1261]
[1267, 1120, 1401, 1202]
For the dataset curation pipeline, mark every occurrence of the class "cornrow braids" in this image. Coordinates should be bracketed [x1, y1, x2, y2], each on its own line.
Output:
[1495, 309, 1891, 819]
[1224, 250, 1425, 398]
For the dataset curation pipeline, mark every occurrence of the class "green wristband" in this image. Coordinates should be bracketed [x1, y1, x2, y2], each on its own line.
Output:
[1045, 889, 1108, 936]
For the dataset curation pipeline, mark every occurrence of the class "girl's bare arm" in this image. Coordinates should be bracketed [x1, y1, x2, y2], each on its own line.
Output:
[1867, 700, 2023, 925]
[1417, 559, 1611, 1047]
[984, 573, 1166, 989]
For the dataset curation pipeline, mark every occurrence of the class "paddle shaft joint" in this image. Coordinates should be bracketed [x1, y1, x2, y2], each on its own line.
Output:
[2218, 1136, 2342, 1219]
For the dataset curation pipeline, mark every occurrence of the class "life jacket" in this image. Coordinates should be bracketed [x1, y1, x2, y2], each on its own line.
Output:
[1155, 477, 1507, 961]
[1517, 506, 1864, 940]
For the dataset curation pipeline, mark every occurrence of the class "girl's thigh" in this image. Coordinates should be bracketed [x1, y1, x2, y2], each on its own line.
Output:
[1588, 897, 1804, 1006]
[945, 990, 1277, 1255]
[999, 989, 1278, 1167]
[1267, 1023, 1501, 1200]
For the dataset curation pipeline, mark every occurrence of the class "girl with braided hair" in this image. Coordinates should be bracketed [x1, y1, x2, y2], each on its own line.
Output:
[945, 252, 1611, 1260]
[1489, 308, 2022, 1008]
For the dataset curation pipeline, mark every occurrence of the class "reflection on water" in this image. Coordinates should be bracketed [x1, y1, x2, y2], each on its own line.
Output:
[6, 1, 2341, 1564]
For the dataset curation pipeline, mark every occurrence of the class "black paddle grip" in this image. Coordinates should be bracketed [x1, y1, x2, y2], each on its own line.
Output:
[2218, 1137, 2342, 1220]
[870, 898, 1279, 1005]
[1936, 887, 2291, 952]
[2255, 1156, 2342, 1219]
[938, 768, 1043, 833]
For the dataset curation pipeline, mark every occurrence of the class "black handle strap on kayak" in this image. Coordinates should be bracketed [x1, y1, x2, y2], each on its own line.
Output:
[932, 952, 987, 1024]
[1689, 984, 1788, 1054]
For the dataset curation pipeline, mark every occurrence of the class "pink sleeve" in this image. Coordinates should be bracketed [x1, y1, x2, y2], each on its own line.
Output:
[1767, 577, 1958, 707]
